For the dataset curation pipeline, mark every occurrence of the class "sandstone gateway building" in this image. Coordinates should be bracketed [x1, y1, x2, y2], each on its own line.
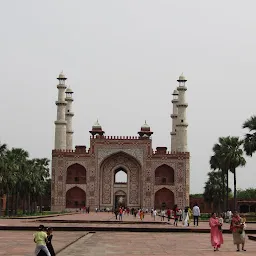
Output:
[51, 72, 190, 212]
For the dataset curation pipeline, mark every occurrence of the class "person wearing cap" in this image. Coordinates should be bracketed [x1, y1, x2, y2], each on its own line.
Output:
[33, 225, 51, 256]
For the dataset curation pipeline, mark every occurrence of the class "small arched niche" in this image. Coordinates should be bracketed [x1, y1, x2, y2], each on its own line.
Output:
[155, 164, 174, 185]
[114, 168, 127, 184]
[66, 163, 86, 184]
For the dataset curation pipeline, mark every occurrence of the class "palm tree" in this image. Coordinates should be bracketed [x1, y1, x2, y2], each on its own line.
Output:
[210, 138, 230, 211]
[222, 136, 246, 210]
[243, 116, 256, 156]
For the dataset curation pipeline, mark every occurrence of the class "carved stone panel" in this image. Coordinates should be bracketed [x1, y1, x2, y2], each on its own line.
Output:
[98, 148, 143, 166]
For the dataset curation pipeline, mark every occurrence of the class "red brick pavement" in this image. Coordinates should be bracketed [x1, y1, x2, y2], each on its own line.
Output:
[0, 231, 85, 256]
[59, 232, 256, 256]
[1, 213, 256, 231]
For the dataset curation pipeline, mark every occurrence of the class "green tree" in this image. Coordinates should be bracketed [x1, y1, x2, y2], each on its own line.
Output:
[237, 188, 256, 199]
[210, 138, 230, 211]
[0, 142, 50, 216]
[203, 171, 230, 213]
[222, 136, 246, 210]
[190, 194, 203, 198]
[243, 116, 256, 156]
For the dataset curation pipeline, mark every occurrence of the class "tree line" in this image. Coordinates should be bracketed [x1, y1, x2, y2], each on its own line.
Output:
[203, 115, 256, 212]
[0, 142, 50, 216]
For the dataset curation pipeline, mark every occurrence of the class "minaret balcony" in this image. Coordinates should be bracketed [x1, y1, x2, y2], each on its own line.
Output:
[57, 84, 67, 89]
[176, 103, 188, 107]
[55, 100, 67, 106]
[177, 86, 187, 91]
[55, 120, 67, 125]
[65, 98, 74, 102]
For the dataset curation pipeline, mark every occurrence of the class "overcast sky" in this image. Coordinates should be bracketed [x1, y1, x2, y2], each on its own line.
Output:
[1, 1, 256, 193]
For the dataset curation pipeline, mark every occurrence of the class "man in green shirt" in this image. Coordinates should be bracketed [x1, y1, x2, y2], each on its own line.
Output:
[33, 225, 51, 256]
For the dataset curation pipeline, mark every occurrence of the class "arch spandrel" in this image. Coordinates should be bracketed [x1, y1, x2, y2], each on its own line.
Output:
[66, 184, 86, 192]
[115, 190, 126, 196]
[98, 148, 143, 166]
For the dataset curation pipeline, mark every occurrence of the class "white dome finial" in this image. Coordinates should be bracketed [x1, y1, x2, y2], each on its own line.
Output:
[178, 73, 186, 81]
[93, 119, 101, 128]
[58, 70, 66, 79]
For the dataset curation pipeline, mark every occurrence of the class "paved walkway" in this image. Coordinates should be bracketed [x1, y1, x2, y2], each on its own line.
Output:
[1, 231, 255, 255]
[0, 231, 85, 256]
[59, 232, 256, 256]
[1, 213, 256, 231]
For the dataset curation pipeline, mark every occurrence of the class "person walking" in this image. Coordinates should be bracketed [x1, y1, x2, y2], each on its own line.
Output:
[161, 209, 165, 221]
[209, 213, 223, 251]
[153, 209, 157, 221]
[118, 207, 123, 221]
[173, 205, 179, 226]
[46, 227, 55, 256]
[167, 208, 171, 222]
[192, 203, 200, 226]
[230, 211, 246, 252]
[33, 225, 51, 256]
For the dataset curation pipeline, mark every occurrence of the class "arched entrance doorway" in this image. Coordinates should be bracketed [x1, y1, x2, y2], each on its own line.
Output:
[114, 190, 127, 209]
[66, 187, 86, 208]
[100, 152, 141, 209]
[154, 188, 174, 209]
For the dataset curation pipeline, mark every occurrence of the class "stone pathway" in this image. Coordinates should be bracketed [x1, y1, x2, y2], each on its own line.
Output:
[59, 232, 256, 256]
[0, 231, 85, 256]
[1, 213, 256, 231]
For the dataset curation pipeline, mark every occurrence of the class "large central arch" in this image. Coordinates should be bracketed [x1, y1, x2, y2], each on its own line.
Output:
[100, 151, 141, 209]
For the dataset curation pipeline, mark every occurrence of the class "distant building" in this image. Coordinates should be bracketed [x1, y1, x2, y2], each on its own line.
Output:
[51, 72, 190, 212]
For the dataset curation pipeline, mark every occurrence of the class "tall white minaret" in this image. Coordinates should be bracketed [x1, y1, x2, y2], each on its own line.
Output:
[176, 73, 188, 152]
[54, 72, 67, 150]
[170, 89, 179, 151]
[65, 87, 74, 150]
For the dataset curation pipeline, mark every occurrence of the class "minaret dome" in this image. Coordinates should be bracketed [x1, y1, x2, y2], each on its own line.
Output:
[138, 121, 153, 138]
[90, 120, 105, 137]
[177, 73, 187, 82]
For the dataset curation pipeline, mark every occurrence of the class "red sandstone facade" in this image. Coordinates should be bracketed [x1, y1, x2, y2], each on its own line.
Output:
[51, 135, 190, 211]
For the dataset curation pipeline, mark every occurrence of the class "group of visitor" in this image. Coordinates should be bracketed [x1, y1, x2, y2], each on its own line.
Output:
[155, 203, 200, 227]
[209, 211, 247, 252]
[114, 207, 147, 220]
[34, 225, 55, 256]
[81, 206, 90, 213]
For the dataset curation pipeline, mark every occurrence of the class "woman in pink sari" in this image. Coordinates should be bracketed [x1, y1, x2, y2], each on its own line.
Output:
[209, 212, 223, 251]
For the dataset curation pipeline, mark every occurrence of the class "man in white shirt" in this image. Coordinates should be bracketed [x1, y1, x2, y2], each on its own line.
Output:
[192, 203, 200, 226]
